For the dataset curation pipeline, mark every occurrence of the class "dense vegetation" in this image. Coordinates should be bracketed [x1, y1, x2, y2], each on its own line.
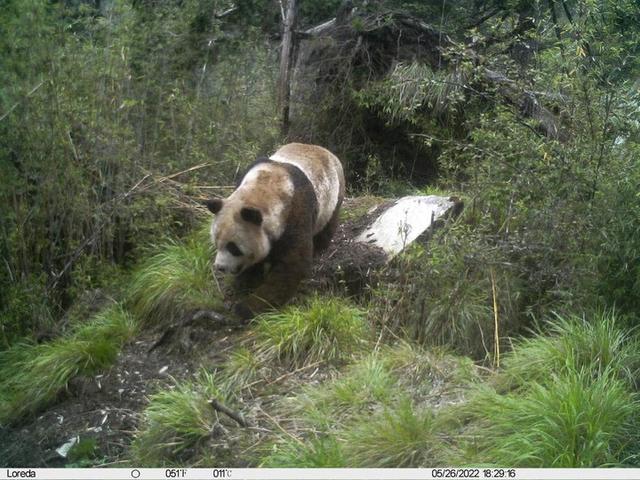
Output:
[1, 0, 640, 468]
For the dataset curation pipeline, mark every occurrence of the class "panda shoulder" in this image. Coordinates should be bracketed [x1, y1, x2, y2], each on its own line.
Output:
[236, 156, 272, 187]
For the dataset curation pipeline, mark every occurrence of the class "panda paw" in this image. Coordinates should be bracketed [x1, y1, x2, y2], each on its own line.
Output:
[233, 302, 255, 322]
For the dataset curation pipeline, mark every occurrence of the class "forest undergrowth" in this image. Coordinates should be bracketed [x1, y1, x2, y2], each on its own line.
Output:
[2, 0, 640, 469]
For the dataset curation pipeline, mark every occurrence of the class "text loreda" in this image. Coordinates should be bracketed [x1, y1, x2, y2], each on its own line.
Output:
[6, 470, 36, 478]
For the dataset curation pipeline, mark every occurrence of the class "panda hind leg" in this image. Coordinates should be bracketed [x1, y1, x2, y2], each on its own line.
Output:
[313, 205, 341, 255]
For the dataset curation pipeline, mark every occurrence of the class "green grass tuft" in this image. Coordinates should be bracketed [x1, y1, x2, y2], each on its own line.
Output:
[294, 354, 396, 427]
[500, 311, 640, 391]
[0, 304, 137, 422]
[380, 340, 478, 388]
[459, 369, 637, 467]
[253, 296, 368, 366]
[445, 312, 640, 467]
[342, 398, 444, 467]
[130, 370, 226, 466]
[222, 346, 265, 390]
[261, 436, 346, 467]
[339, 195, 385, 222]
[128, 226, 222, 325]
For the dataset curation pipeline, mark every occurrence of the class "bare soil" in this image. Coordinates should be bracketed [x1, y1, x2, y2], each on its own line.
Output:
[0, 326, 245, 467]
[309, 197, 391, 295]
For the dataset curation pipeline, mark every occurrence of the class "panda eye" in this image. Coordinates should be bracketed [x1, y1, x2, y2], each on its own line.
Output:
[226, 242, 243, 257]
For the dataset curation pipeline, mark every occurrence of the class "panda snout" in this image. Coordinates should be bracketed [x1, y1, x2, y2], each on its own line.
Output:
[215, 263, 241, 275]
[215, 264, 228, 273]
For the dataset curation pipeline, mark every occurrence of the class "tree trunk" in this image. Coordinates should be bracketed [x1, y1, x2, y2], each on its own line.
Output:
[277, 0, 297, 136]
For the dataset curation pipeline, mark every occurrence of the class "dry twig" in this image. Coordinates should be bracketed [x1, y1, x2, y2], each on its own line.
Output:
[209, 398, 250, 427]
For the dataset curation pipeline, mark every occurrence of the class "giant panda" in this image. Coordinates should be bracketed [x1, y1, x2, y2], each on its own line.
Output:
[205, 143, 345, 320]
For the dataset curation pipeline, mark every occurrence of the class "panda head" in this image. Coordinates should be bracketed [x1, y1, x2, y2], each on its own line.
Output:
[205, 198, 270, 275]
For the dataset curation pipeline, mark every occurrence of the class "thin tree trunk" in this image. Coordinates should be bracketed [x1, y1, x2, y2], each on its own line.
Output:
[277, 0, 297, 136]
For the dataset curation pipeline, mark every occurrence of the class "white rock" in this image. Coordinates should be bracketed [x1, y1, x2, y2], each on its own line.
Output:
[356, 195, 455, 258]
[56, 436, 79, 458]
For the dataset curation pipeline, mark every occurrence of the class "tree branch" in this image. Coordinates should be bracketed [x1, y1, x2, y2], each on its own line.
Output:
[209, 398, 250, 427]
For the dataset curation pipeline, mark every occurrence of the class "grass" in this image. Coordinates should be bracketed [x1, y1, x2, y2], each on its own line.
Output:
[253, 296, 368, 366]
[128, 226, 223, 326]
[342, 398, 444, 467]
[499, 311, 640, 391]
[286, 340, 477, 432]
[457, 369, 637, 467]
[221, 346, 265, 390]
[130, 370, 229, 466]
[261, 436, 346, 467]
[266, 341, 476, 467]
[0, 304, 137, 422]
[339, 195, 385, 222]
[265, 396, 444, 467]
[380, 340, 478, 389]
[443, 311, 640, 467]
[294, 354, 397, 427]
[370, 231, 519, 360]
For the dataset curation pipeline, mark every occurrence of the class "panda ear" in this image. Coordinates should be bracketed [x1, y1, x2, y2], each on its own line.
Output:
[204, 198, 223, 214]
[241, 207, 263, 226]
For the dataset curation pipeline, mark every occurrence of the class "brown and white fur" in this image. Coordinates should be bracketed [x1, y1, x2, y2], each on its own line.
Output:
[205, 143, 345, 319]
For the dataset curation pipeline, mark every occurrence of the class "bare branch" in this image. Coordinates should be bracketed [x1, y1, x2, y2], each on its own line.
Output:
[209, 398, 250, 427]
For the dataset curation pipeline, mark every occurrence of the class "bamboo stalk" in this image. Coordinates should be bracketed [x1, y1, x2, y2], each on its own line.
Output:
[490, 267, 500, 368]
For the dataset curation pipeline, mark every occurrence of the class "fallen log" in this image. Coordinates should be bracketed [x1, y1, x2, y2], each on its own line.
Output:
[310, 195, 462, 294]
[356, 195, 458, 259]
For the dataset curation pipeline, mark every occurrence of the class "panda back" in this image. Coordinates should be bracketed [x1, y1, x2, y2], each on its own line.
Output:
[269, 143, 344, 234]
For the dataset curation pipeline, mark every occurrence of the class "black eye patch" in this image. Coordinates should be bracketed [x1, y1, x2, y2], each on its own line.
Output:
[227, 242, 243, 257]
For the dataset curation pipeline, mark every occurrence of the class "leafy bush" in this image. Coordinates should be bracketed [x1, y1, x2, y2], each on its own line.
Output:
[594, 151, 640, 323]
[0, 0, 279, 343]
[0, 274, 53, 347]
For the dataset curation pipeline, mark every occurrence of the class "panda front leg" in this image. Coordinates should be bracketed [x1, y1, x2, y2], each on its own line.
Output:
[234, 238, 313, 320]
[233, 261, 265, 296]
